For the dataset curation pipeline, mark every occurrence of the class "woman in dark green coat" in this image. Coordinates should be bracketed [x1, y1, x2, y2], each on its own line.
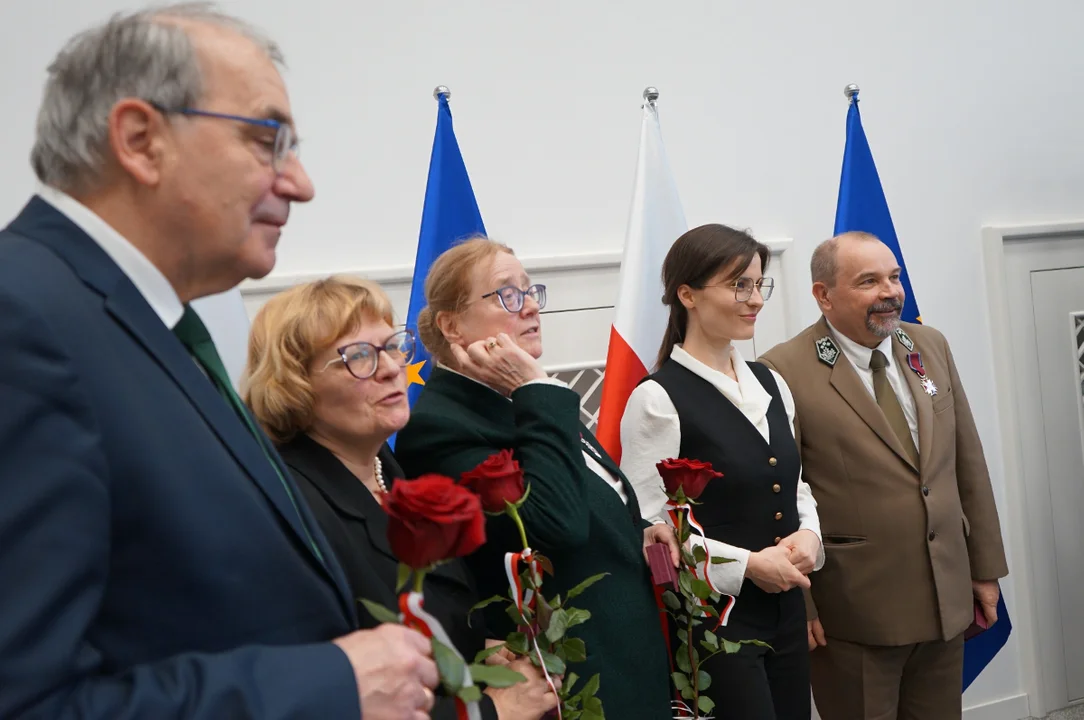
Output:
[396, 237, 677, 720]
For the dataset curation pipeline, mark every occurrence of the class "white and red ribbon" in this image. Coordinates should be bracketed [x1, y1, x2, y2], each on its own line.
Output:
[504, 548, 541, 614]
[672, 699, 715, 719]
[504, 547, 562, 720]
[399, 591, 482, 720]
[666, 500, 736, 629]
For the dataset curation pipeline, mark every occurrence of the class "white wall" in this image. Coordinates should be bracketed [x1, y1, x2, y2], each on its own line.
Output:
[6, 0, 1084, 715]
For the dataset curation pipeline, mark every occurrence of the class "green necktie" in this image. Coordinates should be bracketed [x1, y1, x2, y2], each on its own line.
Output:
[869, 349, 919, 465]
[173, 305, 324, 564]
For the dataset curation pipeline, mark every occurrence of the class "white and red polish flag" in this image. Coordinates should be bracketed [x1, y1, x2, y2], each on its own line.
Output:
[595, 93, 687, 463]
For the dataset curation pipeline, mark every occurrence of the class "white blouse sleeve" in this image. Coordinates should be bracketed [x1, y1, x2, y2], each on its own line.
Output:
[771, 369, 825, 572]
[620, 380, 751, 596]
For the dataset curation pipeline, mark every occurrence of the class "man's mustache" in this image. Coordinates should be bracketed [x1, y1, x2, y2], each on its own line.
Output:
[868, 299, 903, 316]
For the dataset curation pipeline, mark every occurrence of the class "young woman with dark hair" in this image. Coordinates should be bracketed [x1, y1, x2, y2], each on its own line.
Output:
[620, 223, 824, 719]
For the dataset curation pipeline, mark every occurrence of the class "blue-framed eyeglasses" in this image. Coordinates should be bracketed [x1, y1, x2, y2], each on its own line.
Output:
[481, 284, 547, 313]
[148, 102, 299, 171]
[319, 329, 416, 380]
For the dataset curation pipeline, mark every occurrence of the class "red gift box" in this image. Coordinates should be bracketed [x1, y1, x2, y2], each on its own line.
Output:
[646, 542, 679, 592]
[964, 600, 990, 640]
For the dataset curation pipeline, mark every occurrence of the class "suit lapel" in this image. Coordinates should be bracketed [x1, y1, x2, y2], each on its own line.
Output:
[892, 334, 933, 473]
[579, 426, 645, 530]
[280, 435, 409, 572]
[828, 357, 916, 468]
[817, 316, 917, 471]
[13, 199, 347, 607]
[104, 283, 331, 560]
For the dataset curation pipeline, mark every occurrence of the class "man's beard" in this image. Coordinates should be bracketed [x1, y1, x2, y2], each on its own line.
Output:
[866, 299, 903, 338]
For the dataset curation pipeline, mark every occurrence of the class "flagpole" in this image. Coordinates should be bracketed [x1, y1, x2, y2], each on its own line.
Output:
[433, 85, 450, 101]
[844, 83, 859, 103]
[643, 86, 659, 106]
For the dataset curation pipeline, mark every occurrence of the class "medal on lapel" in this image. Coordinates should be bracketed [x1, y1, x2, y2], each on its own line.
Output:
[580, 433, 603, 460]
[906, 352, 938, 396]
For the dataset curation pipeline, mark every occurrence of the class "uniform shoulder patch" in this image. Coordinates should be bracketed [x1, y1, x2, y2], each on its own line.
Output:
[815, 336, 840, 366]
[895, 328, 915, 351]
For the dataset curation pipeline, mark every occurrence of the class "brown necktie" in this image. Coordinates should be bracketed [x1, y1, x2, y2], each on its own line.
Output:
[869, 349, 918, 465]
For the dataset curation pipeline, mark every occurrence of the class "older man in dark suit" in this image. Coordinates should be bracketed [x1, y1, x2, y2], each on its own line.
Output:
[759, 231, 1008, 720]
[0, 4, 437, 718]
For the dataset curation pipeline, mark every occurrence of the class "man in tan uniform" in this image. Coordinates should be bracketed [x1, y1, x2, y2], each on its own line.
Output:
[759, 231, 1008, 719]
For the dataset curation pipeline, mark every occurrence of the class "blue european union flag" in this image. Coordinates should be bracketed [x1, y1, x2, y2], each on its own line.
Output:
[835, 90, 1012, 692]
[404, 91, 486, 409]
[834, 94, 919, 324]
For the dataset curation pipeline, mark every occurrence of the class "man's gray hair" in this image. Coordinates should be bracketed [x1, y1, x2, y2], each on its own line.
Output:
[30, 2, 284, 195]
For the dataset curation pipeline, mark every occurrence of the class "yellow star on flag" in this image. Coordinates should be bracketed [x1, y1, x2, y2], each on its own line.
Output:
[406, 360, 427, 387]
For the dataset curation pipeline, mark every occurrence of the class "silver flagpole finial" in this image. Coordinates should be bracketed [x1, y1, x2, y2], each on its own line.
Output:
[643, 86, 659, 105]
[844, 83, 860, 103]
[433, 85, 451, 101]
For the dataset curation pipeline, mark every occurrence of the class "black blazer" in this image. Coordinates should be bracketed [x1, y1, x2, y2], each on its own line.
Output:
[279, 433, 497, 720]
[0, 196, 357, 719]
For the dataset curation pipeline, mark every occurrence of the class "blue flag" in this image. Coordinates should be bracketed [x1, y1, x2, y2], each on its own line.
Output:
[834, 96, 919, 324]
[404, 92, 486, 409]
[835, 91, 1011, 692]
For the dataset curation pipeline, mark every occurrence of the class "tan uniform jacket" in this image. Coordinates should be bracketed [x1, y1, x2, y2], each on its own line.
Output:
[759, 318, 1008, 646]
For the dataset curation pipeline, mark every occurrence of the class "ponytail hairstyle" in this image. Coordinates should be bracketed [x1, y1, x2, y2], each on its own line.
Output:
[655, 224, 769, 369]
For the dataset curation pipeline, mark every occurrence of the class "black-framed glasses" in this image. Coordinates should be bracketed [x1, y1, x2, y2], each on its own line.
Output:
[481, 284, 547, 313]
[705, 276, 775, 302]
[148, 102, 299, 171]
[320, 329, 416, 380]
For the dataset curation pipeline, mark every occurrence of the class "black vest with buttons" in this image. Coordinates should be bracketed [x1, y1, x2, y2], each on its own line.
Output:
[647, 358, 803, 626]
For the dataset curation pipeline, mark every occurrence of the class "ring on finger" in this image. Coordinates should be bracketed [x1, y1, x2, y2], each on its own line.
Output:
[486, 339, 497, 350]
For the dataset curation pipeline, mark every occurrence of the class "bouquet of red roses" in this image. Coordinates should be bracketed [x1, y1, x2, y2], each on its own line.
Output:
[360, 473, 528, 719]
[460, 450, 607, 720]
[655, 458, 768, 720]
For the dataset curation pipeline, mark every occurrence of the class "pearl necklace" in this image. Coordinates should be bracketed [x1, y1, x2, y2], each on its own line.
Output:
[374, 455, 388, 494]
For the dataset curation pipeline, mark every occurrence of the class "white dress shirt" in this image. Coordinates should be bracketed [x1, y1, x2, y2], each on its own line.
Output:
[619, 344, 824, 596]
[826, 320, 919, 451]
[436, 365, 628, 504]
[36, 184, 184, 330]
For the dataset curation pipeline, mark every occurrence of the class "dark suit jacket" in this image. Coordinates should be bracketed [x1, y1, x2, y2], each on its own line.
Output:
[396, 368, 673, 720]
[279, 434, 498, 720]
[0, 197, 358, 718]
[760, 318, 1009, 645]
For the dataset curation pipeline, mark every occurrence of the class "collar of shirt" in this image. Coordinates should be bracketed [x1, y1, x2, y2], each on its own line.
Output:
[825, 318, 894, 372]
[669, 343, 771, 422]
[36, 183, 184, 330]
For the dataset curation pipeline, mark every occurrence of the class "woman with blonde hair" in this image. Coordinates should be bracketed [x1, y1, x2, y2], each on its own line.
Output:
[395, 237, 677, 719]
[243, 275, 558, 720]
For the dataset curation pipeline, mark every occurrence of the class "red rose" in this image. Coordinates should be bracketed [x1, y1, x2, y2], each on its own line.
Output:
[656, 458, 722, 500]
[384, 474, 486, 569]
[460, 449, 527, 514]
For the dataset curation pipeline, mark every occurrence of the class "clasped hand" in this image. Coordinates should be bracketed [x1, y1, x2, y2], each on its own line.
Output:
[746, 530, 819, 594]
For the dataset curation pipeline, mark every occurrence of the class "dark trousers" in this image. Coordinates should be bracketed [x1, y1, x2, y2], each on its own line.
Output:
[696, 586, 810, 720]
[810, 632, 965, 720]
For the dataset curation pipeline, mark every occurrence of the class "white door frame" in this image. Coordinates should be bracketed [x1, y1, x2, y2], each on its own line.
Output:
[981, 220, 1084, 717]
